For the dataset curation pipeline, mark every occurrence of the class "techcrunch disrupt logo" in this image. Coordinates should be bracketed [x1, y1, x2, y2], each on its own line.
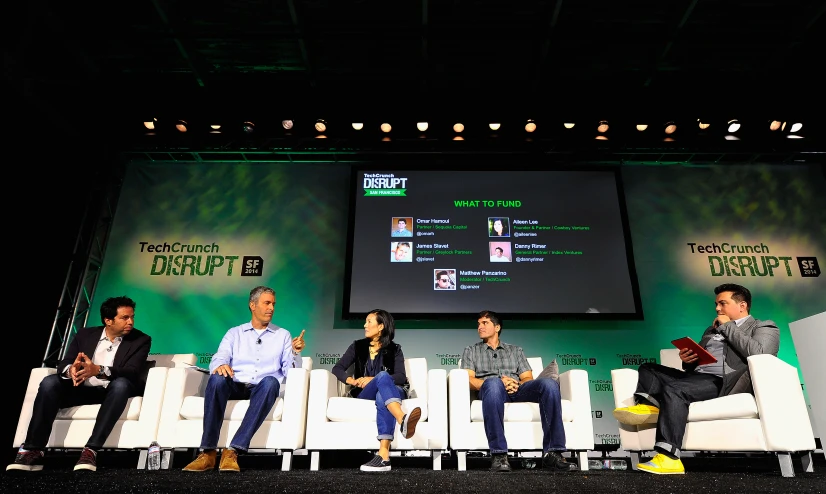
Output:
[686, 242, 820, 277]
[556, 354, 597, 366]
[315, 353, 342, 365]
[617, 354, 657, 366]
[590, 379, 613, 392]
[437, 353, 461, 365]
[196, 352, 214, 365]
[139, 241, 264, 276]
[363, 173, 409, 196]
[596, 433, 620, 445]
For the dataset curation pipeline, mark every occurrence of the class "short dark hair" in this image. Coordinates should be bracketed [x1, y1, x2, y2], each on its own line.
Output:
[368, 309, 396, 348]
[100, 296, 136, 324]
[478, 310, 502, 333]
[714, 283, 751, 313]
[495, 247, 503, 253]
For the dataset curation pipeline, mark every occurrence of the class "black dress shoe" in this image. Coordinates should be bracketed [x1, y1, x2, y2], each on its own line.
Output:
[490, 454, 512, 472]
[542, 451, 577, 472]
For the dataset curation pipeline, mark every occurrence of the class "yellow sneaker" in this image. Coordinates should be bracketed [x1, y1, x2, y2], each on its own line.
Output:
[612, 404, 660, 425]
[637, 454, 685, 474]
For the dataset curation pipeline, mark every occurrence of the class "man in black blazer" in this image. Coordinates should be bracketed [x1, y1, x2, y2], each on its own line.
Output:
[7, 296, 151, 473]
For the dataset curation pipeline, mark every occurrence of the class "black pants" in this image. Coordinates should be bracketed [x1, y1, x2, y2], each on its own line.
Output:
[23, 373, 137, 451]
[634, 363, 722, 458]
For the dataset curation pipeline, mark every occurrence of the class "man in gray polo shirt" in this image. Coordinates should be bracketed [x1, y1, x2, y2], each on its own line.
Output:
[613, 283, 779, 474]
[460, 310, 576, 472]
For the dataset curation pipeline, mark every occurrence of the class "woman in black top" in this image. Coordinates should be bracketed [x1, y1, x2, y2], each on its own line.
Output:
[331, 309, 421, 472]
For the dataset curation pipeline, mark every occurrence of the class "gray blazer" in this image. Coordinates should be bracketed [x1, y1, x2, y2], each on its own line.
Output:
[684, 316, 779, 397]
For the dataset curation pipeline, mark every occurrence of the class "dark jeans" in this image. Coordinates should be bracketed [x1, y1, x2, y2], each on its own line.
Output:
[634, 363, 722, 458]
[23, 373, 138, 451]
[478, 377, 566, 454]
[355, 371, 406, 441]
[200, 374, 280, 452]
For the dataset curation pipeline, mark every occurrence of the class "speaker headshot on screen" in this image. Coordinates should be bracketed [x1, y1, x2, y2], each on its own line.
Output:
[434, 269, 456, 290]
[390, 242, 412, 262]
[391, 217, 413, 237]
[488, 217, 510, 238]
[489, 242, 512, 262]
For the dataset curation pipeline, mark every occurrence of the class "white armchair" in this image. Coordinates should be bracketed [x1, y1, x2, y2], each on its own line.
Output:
[13, 353, 196, 467]
[156, 357, 312, 471]
[305, 357, 448, 470]
[448, 357, 594, 471]
[611, 349, 816, 477]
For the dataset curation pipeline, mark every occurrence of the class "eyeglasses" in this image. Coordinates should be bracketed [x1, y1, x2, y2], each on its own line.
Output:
[439, 278, 450, 283]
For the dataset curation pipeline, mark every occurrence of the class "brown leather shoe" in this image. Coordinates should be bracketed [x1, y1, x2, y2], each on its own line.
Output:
[219, 449, 240, 472]
[182, 450, 216, 472]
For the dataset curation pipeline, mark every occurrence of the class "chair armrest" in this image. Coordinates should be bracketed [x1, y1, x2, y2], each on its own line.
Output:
[448, 369, 472, 446]
[157, 367, 210, 446]
[750, 354, 816, 451]
[426, 369, 448, 449]
[305, 368, 339, 449]
[559, 369, 592, 421]
[13, 368, 57, 447]
[131, 367, 171, 448]
[280, 366, 311, 449]
[611, 368, 639, 408]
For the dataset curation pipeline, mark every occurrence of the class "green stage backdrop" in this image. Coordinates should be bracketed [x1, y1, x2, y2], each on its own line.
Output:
[92, 161, 825, 446]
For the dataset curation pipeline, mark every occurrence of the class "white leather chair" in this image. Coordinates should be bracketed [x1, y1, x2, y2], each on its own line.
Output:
[13, 353, 196, 467]
[448, 357, 594, 471]
[156, 357, 312, 471]
[611, 349, 816, 477]
[305, 357, 448, 470]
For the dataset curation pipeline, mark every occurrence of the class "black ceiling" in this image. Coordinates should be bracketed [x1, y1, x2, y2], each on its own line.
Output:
[10, 0, 825, 126]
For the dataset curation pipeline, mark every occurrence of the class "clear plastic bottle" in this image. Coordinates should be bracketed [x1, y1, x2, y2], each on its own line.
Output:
[147, 441, 161, 471]
[588, 459, 604, 470]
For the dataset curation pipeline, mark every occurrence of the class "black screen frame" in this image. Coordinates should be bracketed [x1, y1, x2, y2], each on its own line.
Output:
[341, 160, 644, 322]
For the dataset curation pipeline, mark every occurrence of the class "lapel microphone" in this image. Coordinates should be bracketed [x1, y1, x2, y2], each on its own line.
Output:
[107, 345, 114, 352]
[257, 338, 262, 345]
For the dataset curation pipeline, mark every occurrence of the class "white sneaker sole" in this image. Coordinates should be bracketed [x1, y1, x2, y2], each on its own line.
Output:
[6, 464, 43, 472]
[360, 465, 391, 472]
[73, 463, 97, 472]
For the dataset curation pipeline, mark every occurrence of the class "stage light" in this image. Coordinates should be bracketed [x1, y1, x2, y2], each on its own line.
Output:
[664, 122, 677, 134]
[417, 122, 428, 132]
[787, 135, 804, 139]
[453, 136, 464, 141]
[210, 124, 221, 130]
[563, 123, 575, 129]
[242, 121, 255, 134]
[381, 136, 391, 141]
[282, 120, 294, 130]
[698, 119, 710, 130]
[143, 118, 157, 130]
[176, 120, 188, 132]
[727, 119, 741, 133]
[725, 135, 740, 141]
[636, 124, 648, 131]
[790, 122, 803, 133]
[316, 135, 327, 139]
[769, 120, 782, 131]
[489, 123, 501, 131]
[315, 119, 327, 132]
[664, 137, 675, 142]
[453, 123, 464, 133]
[381, 123, 392, 133]
[352, 122, 364, 130]
[525, 119, 536, 132]
[595, 135, 608, 140]
[597, 120, 609, 133]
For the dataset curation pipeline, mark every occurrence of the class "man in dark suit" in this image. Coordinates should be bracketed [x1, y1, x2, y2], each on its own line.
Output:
[7, 296, 151, 473]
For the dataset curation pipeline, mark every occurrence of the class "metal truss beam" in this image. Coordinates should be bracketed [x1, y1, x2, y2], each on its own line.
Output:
[42, 166, 124, 367]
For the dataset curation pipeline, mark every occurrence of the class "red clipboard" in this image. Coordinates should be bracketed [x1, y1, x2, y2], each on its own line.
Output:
[671, 337, 717, 366]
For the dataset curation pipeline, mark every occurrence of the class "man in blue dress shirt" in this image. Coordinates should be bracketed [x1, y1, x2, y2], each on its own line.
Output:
[183, 286, 306, 473]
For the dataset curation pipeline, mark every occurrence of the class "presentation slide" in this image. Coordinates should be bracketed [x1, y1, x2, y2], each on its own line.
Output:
[344, 167, 642, 318]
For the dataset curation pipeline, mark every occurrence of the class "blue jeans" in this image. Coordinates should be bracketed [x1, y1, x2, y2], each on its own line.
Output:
[200, 374, 280, 452]
[355, 371, 405, 441]
[478, 377, 566, 454]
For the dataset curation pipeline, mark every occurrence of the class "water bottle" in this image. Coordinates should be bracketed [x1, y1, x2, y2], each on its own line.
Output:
[608, 459, 627, 470]
[147, 441, 161, 470]
[588, 459, 604, 469]
[588, 458, 628, 470]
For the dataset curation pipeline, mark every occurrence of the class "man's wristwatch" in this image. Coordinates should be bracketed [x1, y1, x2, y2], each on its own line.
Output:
[97, 365, 111, 379]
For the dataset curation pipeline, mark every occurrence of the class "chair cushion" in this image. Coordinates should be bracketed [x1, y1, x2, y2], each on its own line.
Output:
[470, 399, 574, 423]
[180, 397, 284, 421]
[326, 397, 428, 422]
[57, 397, 142, 420]
[687, 393, 759, 422]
